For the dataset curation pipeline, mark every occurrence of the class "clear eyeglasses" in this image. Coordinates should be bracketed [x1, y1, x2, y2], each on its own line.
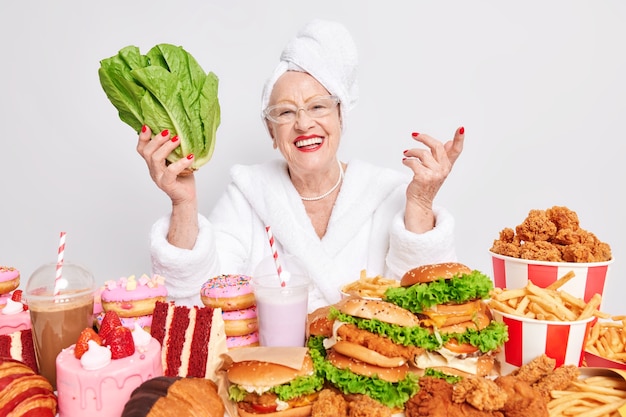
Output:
[263, 95, 340, 124]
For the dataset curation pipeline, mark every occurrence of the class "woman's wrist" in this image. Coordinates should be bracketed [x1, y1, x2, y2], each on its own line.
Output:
[167, 199, 199, 249]
[404, 202, 435, 234]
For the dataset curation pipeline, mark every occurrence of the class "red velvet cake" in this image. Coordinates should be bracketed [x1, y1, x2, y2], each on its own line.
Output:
[0, 329, 37, 372]
[150, 301, 226, 380]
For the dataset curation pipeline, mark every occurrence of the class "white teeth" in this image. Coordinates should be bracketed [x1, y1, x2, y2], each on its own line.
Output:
[295, 138, 322, 148]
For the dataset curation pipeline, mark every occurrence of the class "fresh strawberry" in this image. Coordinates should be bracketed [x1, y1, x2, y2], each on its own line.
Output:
[107, 326, 135, 359]
[10, 290, 28, 311]
[74, 328, 102, 359]
[11, 290, 22, 302]
[99, 310, 122, 344]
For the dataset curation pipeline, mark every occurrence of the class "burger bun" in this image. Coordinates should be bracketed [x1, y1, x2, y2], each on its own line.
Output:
[401, 262, 472, 287]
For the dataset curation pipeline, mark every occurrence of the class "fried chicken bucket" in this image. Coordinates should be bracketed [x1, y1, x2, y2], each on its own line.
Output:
[489, 205, 613, 306]
[490, 252, 613, 305]
[492, 309, 595, 375]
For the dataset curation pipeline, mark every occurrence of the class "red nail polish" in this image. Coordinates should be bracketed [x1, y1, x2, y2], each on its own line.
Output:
[402, 157, 407, 161]
[171, 136, 179, 142]
[403, 149, 408, 154]
[141, 125, 147, 133]
[459, 126, 465, 135]
[412, 132, 419, 137]
[186, 154, 194, 160]
[161, 129, 169, 137]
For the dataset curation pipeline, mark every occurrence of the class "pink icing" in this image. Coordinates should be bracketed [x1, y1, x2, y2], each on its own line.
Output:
[95, 312, 153, 330]
[0, 267, 19, 283]
[0, 293, 10, 307]
[56, 337, 163, 417]
[227, 331, 259, 348]
[222, 306, 257, 321]
[101, 274, 167, 302]
[0, 310, 31, 336]
[201, 274, 252, 298]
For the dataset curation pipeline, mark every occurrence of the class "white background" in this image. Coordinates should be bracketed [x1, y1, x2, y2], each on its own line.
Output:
[1, 1, 624, 313]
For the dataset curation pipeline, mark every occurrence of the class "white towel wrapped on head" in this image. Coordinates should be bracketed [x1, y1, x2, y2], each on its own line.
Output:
[261, 19, 359, 131]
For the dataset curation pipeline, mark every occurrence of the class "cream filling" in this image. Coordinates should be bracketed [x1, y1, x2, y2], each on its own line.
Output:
[9, 332, 22, 361]
[206, 308, 227, 380]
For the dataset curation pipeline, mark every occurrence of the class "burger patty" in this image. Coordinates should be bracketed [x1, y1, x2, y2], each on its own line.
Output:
[337, 324, 424, 360]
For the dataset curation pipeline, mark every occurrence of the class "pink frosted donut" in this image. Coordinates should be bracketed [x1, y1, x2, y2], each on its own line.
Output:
[200, 274, 255, 312]
[101, 274, 167, 318]
[0, 267, 20, 294]
[222, 306, 258, 337]
[226, 331, 259, 350]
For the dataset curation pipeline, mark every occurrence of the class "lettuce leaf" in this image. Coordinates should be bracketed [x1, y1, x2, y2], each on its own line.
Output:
[227, 373, 324, 402]
[383, 270, 494, 313]
[307, 336, 419, 409]
[98, 44, 220, 171]
[329, 307, 508, 352]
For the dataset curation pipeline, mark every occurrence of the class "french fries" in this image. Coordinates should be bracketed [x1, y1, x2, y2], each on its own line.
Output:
[586, 316, 626, 363]
[340, 270, 400, 299]
[489, 272, 608, 322]
[548, 375, 626, 417]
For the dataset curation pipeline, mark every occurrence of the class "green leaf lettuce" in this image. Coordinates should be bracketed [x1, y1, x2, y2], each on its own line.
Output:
[98, 44, 220, 171]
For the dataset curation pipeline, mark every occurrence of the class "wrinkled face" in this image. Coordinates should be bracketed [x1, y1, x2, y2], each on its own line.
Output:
[265, 71, 342, 174]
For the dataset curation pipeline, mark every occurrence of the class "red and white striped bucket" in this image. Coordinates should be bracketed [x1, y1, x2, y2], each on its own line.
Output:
[490, 251, 613, 305]
[493, 309, 595, 374]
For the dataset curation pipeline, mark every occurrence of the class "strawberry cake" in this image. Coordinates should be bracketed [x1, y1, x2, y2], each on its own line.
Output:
[99, 274, 167, 332]
[56, 311, 163, 417]
[0, 291, 31, 335]
[0, 290, 37, 372]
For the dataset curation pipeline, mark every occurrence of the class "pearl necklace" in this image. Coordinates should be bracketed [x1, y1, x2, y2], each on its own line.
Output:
[299, 160, 344, 201]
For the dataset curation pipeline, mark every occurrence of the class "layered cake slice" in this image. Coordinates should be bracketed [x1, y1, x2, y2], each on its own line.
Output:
[0, 329, 37, 372]
[150, 301, 227, 380]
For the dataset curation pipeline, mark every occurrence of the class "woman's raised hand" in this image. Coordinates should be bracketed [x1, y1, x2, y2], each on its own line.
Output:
[136, 126, 198, 206]
[402, 126, 465, 233]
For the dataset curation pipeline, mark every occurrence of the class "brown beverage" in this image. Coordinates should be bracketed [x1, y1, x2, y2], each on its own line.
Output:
[29, 295, 93, 390]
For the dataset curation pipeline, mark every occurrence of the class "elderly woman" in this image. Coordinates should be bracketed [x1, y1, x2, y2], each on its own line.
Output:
[137, 20, 464, 311]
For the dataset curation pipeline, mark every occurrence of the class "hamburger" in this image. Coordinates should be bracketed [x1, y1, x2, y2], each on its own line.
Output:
[226, 354, 323, 417]
[306, 298, 426, 409]
[383, 262, 508, 376]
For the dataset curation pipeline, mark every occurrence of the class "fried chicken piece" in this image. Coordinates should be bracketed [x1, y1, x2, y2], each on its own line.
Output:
[336, 324, 423, 361]
[347, 394, 393, 417]
[509, 354, 555, 385]
[453, 377, 507, 411]
[515, 209, 557, 242]
[546, 206, 580, 231]
[490, 228, 522, 257]
[312, 389, 348, 417]
[404, 377, 504, 417]
[495, 376, 548, 417]
[518, 241, 563, 262]
[532, 365, 580, 402]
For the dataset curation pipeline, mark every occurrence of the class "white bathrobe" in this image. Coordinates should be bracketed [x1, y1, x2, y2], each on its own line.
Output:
[150, 159, 457, 311]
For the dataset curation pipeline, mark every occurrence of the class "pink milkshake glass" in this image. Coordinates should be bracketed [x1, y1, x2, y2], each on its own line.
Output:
[252, 255, 310, 347]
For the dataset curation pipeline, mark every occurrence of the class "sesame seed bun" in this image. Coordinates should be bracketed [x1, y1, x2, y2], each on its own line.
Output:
[401, 262, 472, 287]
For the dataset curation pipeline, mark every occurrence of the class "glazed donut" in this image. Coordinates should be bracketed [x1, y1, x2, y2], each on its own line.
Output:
[226, 331, 260, 350]
[101, 274, 167, 318]
[201, 274, 255, 312]
[223, 306, 258, 337]
[0, 267, 20, 295]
